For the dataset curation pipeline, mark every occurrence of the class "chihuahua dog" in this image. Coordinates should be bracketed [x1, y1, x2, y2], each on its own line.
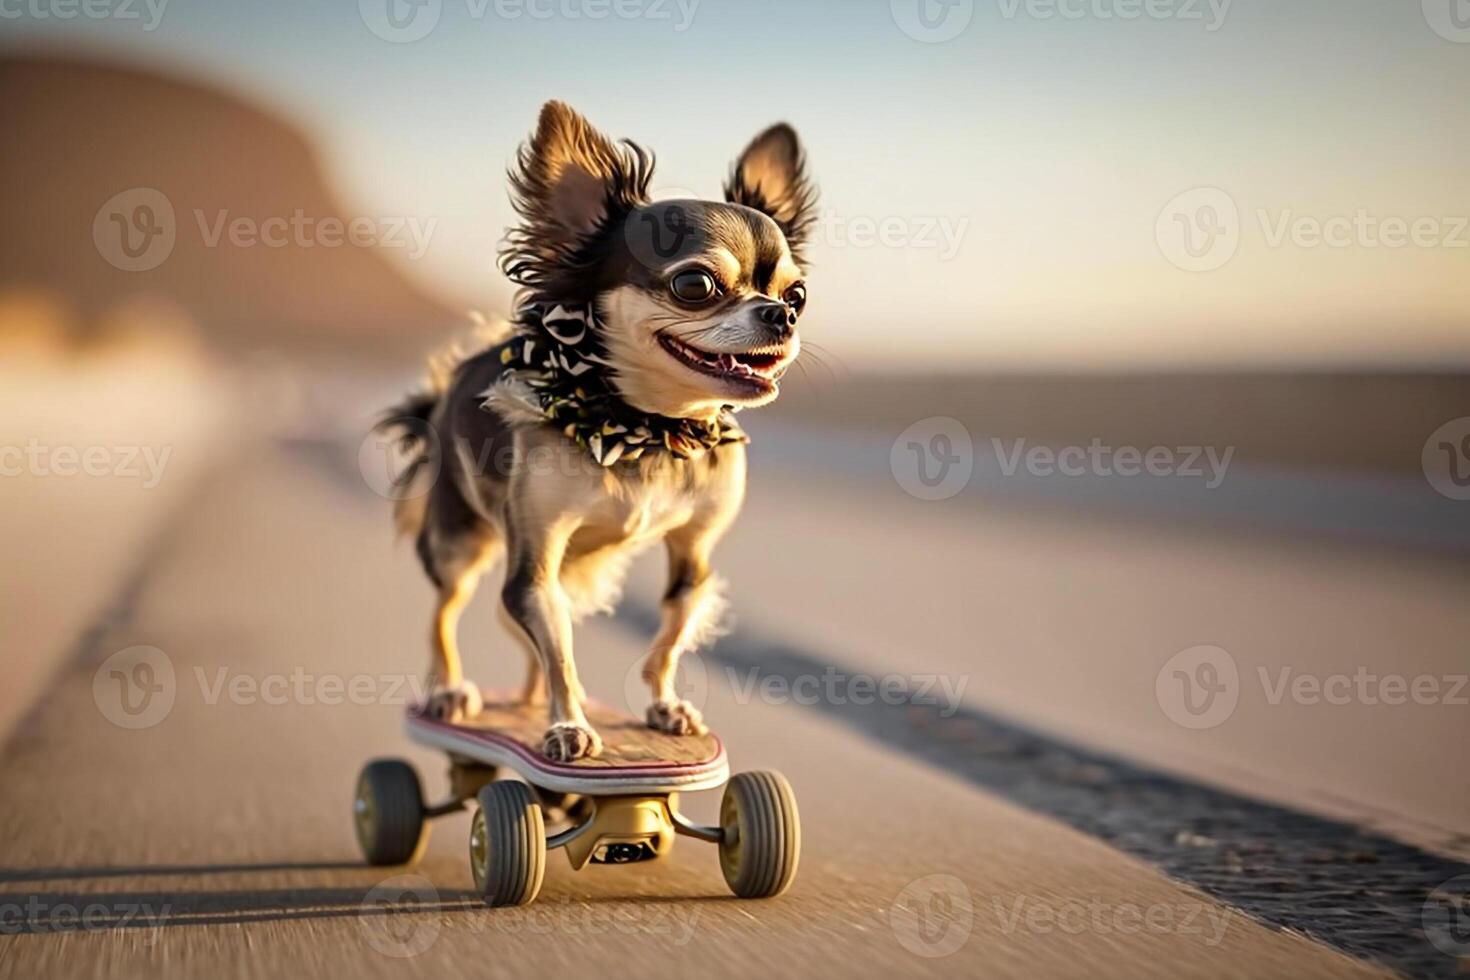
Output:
[380, 101, 815, 761]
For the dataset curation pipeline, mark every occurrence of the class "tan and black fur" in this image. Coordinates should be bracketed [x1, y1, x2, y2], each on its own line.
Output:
[382, 101, 816, 762]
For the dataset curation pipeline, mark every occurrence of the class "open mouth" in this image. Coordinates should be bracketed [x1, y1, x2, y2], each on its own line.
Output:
[657, 334, 793, 394]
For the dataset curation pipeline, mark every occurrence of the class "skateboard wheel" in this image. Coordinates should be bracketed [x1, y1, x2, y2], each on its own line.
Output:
[354, 759, 428, 866]
[470, 781, 546, 907]
[719, 771, 800, 898]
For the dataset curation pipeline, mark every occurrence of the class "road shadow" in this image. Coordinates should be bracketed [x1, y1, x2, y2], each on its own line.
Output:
[0, 860, 740, 935]
[0, 883, 483, 934]
[0, 858, 484, 933]
[0, 861, 363, 883]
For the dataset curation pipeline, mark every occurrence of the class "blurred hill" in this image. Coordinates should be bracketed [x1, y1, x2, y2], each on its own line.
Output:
[0, 53, 458, 356]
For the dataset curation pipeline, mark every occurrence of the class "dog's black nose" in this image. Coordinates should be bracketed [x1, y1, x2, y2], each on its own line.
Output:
[757, 302, 797, 339]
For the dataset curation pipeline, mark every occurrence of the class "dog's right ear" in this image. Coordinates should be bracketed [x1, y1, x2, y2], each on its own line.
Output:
[501, 101, 653, 296]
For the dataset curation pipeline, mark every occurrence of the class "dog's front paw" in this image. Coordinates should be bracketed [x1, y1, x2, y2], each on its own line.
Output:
[423, 680, 483, 723]
[542, 722, 602, 762]
[646, 698, 708, 736]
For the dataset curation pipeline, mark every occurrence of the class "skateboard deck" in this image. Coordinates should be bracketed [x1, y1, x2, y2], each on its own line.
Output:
[405, 693, 729, 795]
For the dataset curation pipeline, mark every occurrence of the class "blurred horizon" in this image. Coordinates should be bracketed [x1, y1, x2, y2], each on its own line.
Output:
[3, 0, 1467, 371]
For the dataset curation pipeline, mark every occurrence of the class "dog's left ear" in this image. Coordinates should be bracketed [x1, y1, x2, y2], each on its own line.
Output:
[502, 100, 654, 296]
[724, 124, 817, 261]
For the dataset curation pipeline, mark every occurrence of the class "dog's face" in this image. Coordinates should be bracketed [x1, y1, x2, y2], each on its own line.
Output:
[501, 102, 818, 418]
[600, 199, 806, 415]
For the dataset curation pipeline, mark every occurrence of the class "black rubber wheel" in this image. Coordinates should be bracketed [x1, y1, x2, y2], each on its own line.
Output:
[719, 770, 801, 898]
[470, 781, 546, 907]
[354, 759, 428, 866]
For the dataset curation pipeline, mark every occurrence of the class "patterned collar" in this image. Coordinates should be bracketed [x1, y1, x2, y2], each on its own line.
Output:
[494, 301, 747, 467]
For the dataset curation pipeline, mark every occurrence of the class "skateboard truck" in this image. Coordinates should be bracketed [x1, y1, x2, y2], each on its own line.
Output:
[597, 842, 654, 864]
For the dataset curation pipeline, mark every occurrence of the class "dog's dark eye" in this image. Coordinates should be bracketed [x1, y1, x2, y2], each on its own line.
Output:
[669, 269, 719, 305]
[783, 282, 807, 315]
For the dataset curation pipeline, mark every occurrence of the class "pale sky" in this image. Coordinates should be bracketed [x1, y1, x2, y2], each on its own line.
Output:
[6, 0, 1468, 369]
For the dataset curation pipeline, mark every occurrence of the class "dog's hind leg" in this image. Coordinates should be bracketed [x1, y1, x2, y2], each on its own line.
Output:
[499, 514, 603, 762]
[418, 492, 503, 722]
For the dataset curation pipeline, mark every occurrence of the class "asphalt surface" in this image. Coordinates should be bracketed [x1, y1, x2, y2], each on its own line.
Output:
[1, 406, 1462, 978]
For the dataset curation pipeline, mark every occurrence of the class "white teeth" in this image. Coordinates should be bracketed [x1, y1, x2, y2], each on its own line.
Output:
[663, 335, 782, 385]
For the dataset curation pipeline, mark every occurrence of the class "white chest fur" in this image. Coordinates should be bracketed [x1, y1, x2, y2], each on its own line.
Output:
[572, 480, 696, 555]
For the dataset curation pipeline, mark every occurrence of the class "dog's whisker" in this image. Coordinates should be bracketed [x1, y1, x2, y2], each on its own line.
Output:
[795, 343, 844, 383]
[800, 341, 844, 368]
[790, 357, 813, 386]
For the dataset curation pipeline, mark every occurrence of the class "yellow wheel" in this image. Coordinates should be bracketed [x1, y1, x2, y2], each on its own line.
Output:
[470, 781, 546, 907]
[354, 759, 427, 866]
[719, 771, 800, 898]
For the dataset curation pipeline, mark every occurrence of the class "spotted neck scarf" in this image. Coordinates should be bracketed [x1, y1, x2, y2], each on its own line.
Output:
[495, 301, 747, 467]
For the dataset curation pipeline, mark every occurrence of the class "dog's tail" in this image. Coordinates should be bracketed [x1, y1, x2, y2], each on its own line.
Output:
[376, 313, 510, 539]
[376, 388, 440, 539]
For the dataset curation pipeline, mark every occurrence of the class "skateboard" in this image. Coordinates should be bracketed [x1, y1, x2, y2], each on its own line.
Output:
[352, 693, 800, 906]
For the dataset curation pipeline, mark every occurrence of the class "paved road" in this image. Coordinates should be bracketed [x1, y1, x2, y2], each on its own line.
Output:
[1, 408, 1457, 978]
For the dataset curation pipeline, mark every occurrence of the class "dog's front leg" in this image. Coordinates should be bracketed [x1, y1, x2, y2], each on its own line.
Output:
[500, 521, 602, 761]
[642, 528, 728, 736]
